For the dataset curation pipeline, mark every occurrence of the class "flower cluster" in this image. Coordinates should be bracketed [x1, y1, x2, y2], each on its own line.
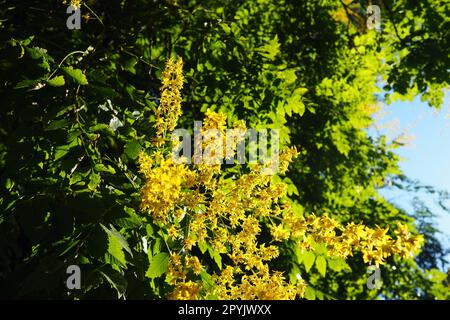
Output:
[138, 58, 424, 300]
[63, 0, 82, 9]
[154, 57, 184, 145]
[281, 210, 424, 266]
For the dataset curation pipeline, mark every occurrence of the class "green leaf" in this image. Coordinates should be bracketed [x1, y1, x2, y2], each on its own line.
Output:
[99, 270, 128, 299]
[327, 257, 351, 272]
[198, 240, 208, 254]
[303, 251, 315, 272]
[62, 66, 88, 85]
[26, 47, 52, 71]
[54, 142, 77, 161]
[146, 252, 169, 279]
[88, 172, 101, 190]
[315, 255, 327, 277]
[94, 163, 116, 174]
[45, 119, 68, 131]
[101, 224, 133, 256]
[14, 79, 43, 89]
[305, 286, 316, 300]
[213, 252, 222, 270]
[105, 232, 127, 268]
[200, 271, 215, 291]
[115, 207, 142, 229]
[257, 35, 280, 60]
[124, 140, 142, 160]
[220, 23, 231, 34]
[208, 247, 222, 270]
[46, 75, 65, 87]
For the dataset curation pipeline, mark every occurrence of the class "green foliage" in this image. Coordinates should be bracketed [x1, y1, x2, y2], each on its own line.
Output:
[0, 0, 449, 299]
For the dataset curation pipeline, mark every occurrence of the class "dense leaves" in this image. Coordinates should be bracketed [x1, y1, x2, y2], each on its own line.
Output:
[0, 0, 449, 299]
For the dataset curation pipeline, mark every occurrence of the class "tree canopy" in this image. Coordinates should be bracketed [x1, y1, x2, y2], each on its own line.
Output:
[0, 0, 449, 299]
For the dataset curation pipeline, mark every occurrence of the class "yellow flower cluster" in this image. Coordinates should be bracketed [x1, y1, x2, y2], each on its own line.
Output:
[214, 267, 307, 300]
[168, 281, 201, 300]
[154, 57, 184, 145]
[138, 153, 189, 223]
[281, 210, 424, 266]
[139, 58, 424, 300]
[63, 0, 82, 8]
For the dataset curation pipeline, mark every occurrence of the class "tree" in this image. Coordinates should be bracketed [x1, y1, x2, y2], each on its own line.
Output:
[0, 0, 448, 299]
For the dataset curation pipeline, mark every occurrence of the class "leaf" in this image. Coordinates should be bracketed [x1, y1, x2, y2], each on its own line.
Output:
[124, 140, 142, 160]
[315, 255, 327, 277]
[200, 271, 215, 290]
[62, 66, 88, 85]
[99, 269, 128, 299]
[45, 119, 68, 131]
[198, 240, 208, 254]
[88, 172, 101, 190]
[54, 142, 77, 161]
[89, 123, 115, 136]
[94, 163, 116, 174]
[105, 232, 127, 268]
[303, 251, 315, 272]
[305, 286, 316, 300]
[220, 23, 231, 34]
[115, 207, 142, 229]
[286, 87, 307, 116]
[14, 79, 43, 89]
[208, 247, 222, 270]
[101, 224, 133, 256]
[146, 252, 169, 279]
[26, 47, 53, 71]
[46, 75, 65, 87]
[213, 252, 222, 270]
[327, 257, 351, 272]
[258, 35, 280, 60]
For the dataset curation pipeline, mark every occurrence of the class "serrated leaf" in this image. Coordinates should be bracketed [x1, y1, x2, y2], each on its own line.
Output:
[105, 233, 127, 268]
[315, 255, 327, 277]
[99, 270, 128, 299]
[200, 271, 215, 290]
[303, 251, 315, 272]
[101, 224, 132, 256]
[146, 252, 169, 278]
[198, 241, 208, 254]
[208, 247, 222, 270]
[46, 75, 65, 87]
[63, 66, 88, 85]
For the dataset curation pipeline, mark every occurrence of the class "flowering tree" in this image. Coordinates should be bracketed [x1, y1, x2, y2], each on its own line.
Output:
[0, 0, 448, 299]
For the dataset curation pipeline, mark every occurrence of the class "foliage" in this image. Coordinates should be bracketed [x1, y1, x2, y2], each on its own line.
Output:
[0, 0, 449, 299]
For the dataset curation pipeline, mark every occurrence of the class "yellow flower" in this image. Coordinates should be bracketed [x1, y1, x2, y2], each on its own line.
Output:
[155, 57, 184, 142]
[168, 281, 201, 300]
[139, 157, 187, 223]
[186, 256, 203, 275]
[270, 224, 290, 242]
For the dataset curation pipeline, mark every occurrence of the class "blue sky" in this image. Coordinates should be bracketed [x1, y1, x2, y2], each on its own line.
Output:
[369, 92, 450, 259]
